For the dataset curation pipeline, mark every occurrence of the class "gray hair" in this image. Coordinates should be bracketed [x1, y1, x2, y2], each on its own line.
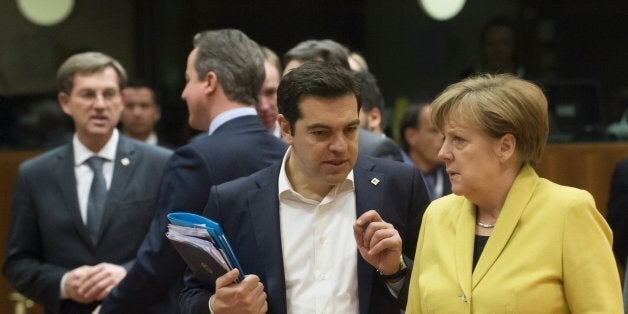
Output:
[193, 29, 265, 105]
[56, 51, 127, 94]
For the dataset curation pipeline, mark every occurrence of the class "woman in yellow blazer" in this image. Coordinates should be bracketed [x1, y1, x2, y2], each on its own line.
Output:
[406, 74, 623, 313]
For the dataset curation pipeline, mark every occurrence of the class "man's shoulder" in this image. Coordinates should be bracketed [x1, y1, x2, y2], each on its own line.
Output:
[177, 127, 286, 162]
[358, 129, 403, 161]
[218, 163, 279, 189]
[357, 154, 414, 172]
[19, 144, 69, 170]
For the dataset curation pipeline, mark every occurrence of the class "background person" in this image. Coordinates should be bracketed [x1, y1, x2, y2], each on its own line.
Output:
[256, 46, 282, 137]
[119, 80, 169, 147]
[2, 52, 171, 314]
[400, 103, 451, 200]
[406, 73, 622, 313]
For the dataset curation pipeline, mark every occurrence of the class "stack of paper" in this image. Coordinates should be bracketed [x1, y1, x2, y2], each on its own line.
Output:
[166, 212, 244, 283]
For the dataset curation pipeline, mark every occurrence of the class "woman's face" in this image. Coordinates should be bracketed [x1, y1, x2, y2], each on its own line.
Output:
[438, 116, 503, 200]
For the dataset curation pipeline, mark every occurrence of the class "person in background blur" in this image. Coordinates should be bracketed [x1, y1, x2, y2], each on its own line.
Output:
[256, 46, 282, 137]
[462, 16, 526, 78]
[406, 73, 622, 313]
[120, 80, 170, 147]
[400, 102, 451, 200]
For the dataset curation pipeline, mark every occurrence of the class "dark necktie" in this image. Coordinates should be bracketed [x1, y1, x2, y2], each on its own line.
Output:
[86, 156, 107, 244]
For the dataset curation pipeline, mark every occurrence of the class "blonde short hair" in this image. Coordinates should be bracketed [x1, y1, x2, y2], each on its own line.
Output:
[431, 73, 548, 166]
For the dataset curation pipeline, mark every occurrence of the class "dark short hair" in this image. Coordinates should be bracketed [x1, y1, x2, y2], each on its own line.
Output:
[354, 70, 384, 113]
[278, 61, 361, 133]
[125, 78, 161, 106]
[192, 29, 265, 106]
[283, 39, 350, 70]
[399, 103, 431, 152]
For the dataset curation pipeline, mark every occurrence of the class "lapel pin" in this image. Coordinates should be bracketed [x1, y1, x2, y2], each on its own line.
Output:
[370, 178, 380, 186]
[121, 158, 130, 166]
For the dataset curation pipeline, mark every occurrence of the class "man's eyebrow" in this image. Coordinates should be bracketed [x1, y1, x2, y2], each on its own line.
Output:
[306, 119, 361, 130]
[306, 123, 331, 130]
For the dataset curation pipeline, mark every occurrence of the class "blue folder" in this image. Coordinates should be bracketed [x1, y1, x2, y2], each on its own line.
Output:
[167, 212, 244, 281]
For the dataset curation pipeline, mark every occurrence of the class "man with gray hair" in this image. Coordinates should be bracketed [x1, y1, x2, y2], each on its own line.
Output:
[3, 52, 172, 313]
[98, 29, 287, 313]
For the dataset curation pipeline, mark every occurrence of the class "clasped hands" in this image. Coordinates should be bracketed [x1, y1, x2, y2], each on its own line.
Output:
[209, 209, 402, 313]
[64, 262, 126, 304]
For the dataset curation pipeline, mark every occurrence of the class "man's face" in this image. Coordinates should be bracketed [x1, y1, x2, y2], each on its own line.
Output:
[58, 67, 123, 141]
[256, 61, 280, 132]
[280, 94, 360, 197]
[121, 87, 160, 136]
[410, 106, 444, 170]
[181, 48, 211, 131]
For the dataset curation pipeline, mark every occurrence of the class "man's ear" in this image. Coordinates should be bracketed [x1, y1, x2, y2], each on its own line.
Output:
[497, 133, 516, 162]
[368, 107, 382, 132]
[277, 114, 292, 144]
[204, 71, 218, 95]
[58, 92, 72, 116]
[404, 127, 417, 147]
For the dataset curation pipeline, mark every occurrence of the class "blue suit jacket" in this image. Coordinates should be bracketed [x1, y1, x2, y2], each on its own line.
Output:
[3, 135, 171, 314]
[358, 129, 403, 162]
[99, 115, 287, 313]
[180, 155, 430, 314]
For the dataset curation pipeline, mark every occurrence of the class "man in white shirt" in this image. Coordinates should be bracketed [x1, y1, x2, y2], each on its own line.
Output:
[180, 61, 430, 314]
[3, 52, 171, 314]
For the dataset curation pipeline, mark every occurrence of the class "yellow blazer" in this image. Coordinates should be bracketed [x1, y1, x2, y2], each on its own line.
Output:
[406, 164, 623, 313]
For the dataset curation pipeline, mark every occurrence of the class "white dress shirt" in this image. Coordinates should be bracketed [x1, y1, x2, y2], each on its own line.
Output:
[278, 147, 359, 314]
[60, 129, 119, 299]
[73, 129, 118, 224]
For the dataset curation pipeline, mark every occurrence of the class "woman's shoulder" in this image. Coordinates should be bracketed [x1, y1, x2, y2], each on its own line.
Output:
[424, 194, 469, 220]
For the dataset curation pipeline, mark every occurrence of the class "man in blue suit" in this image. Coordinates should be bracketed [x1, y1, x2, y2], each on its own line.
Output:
[180, 61, 430, 313]
[98, 29, 287, 313]
[3, 52, 172, 314]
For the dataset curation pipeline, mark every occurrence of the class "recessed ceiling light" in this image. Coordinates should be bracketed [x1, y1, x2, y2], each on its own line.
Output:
[419, 0, 466, 21]
[16, 0, 75, 26]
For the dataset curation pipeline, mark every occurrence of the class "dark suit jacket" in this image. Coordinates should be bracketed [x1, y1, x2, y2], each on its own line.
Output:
[180, 155, 430, 314]
[424, 164, 452, 200]
[358, 129, 403, 162]
[2, 136, 171, 314]
[99, 115, 288, 313]
[606, 159, 628, 269]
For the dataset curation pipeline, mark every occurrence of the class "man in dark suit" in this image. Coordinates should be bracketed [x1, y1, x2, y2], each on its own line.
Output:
[400, 103, 452, 200]
[2, 52, 172, 314]
[97, 29, 287, 313]
[283, 39, 404, 162]
[180, 61, 430, 314]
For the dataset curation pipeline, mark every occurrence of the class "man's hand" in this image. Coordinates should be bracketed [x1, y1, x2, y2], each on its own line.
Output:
[353, 210, 403, 275]
[65, 263, 126, 303]
[210, 269, 267, 314]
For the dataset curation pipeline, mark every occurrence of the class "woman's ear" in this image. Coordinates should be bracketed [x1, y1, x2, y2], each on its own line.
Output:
[497, 133, 516, 161]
